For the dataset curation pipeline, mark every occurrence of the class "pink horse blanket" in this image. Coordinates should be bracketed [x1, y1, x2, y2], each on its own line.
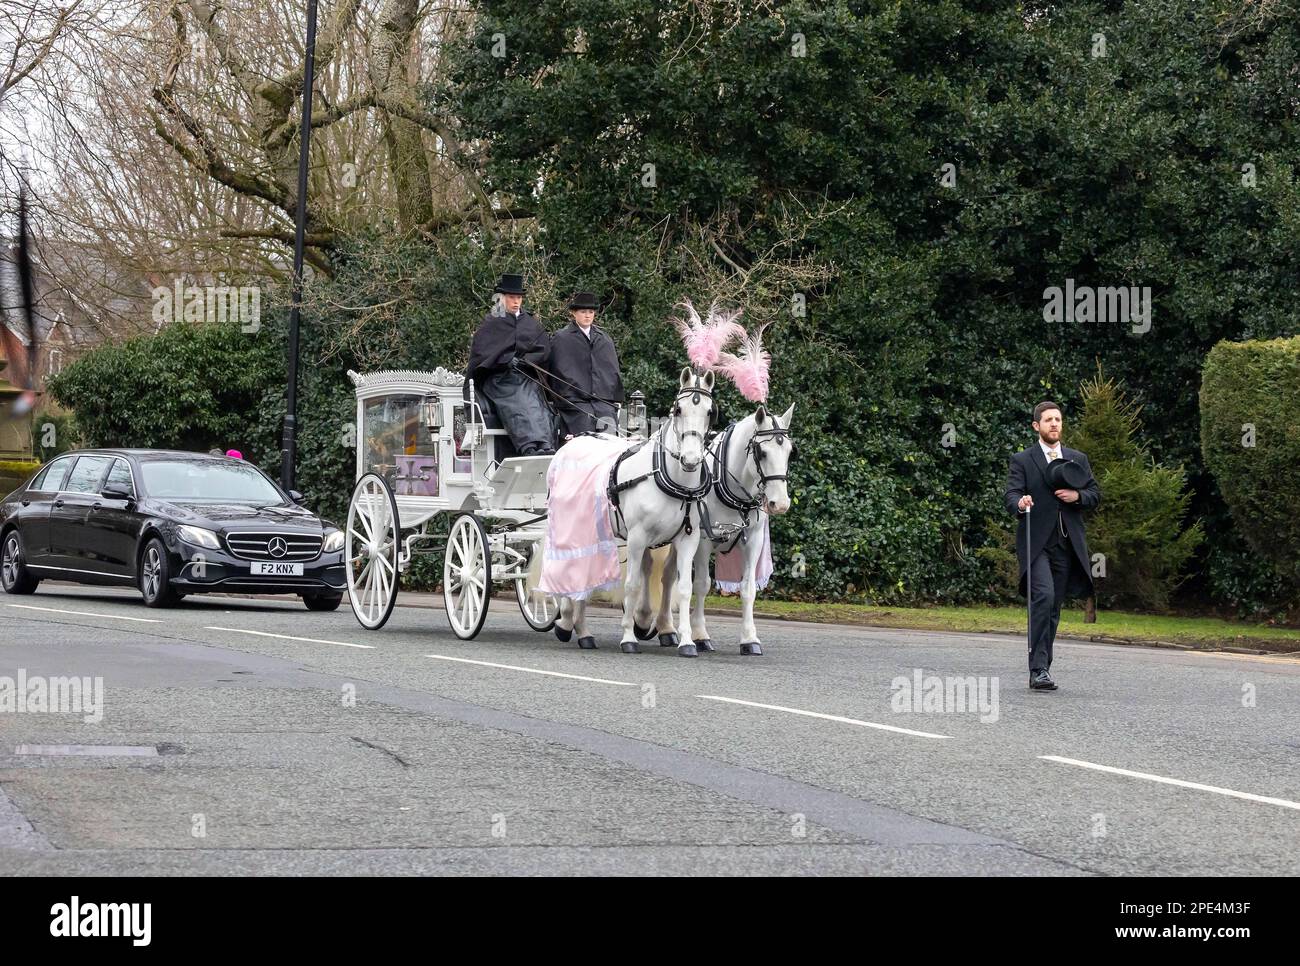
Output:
[714, 517, 774, 594]
[538, 434, 632, 600]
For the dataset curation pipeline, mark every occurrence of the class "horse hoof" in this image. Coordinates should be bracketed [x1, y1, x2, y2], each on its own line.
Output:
[740, 641, 763, 656]
[620, 640, 641, 654]
[554, 626, 573, 643]
[696, 638, 716, 652]
[658, 632, 679, 648]
[677, 643, 698, 658]
[577, 636, 598, 650]
[634, 623, 656, 641]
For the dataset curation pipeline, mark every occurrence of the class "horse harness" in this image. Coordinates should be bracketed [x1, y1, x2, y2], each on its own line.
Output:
[606, 387, 716, 549]
[707, 421, 794, 552]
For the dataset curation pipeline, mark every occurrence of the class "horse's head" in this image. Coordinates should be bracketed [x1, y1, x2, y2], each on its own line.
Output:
[671, 366, 715, 471]
[750, 402, 796, 515]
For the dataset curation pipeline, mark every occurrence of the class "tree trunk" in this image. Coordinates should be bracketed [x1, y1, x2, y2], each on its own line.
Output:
[371, 0, 434, 232]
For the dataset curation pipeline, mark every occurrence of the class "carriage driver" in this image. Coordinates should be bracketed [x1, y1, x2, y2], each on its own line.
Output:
[467, 273, 556, 456]
[548, 291, 625, 440]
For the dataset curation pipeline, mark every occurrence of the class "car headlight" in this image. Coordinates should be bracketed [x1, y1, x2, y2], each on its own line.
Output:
[322, 530, 344, 553]
[176, 525, 222, 550]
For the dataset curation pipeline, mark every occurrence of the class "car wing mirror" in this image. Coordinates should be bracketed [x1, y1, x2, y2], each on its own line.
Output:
[289, 489, 305, 503]
[101, 486, 134, 502]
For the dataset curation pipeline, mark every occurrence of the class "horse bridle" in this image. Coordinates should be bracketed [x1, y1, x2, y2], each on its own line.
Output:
[748, 426, 794, 491]
[664, 384, 715, 470]
[607, 383, 714, 542]
[714, 421, 796, 512]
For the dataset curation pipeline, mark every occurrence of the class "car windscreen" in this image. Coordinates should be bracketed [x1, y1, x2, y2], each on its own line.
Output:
[140, 460, 285, 503]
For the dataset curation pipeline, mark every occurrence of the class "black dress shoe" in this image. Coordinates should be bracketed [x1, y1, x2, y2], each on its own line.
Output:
[1030, 669, 1058, 691]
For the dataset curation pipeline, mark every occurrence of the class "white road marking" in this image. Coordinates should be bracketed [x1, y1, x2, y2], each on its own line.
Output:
[1039, 755, 1300, 811]
[14, 745, 158, 757]
[425, 653, 636, 687]
[696, 694, 953, 739]
[6, 603, 161, 623]
[206, 626, 375, 650]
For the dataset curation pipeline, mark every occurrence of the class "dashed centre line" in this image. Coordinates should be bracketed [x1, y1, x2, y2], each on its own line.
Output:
[206, 626, 376, 650]
[6, 603, 162, 623]
[425, 653, 638, 686]
[1039, 755, 1300, 811]
[696, 694, 953, 739]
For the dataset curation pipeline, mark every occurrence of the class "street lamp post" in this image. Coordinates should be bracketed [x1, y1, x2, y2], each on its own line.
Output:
[280, 0, 320, 491]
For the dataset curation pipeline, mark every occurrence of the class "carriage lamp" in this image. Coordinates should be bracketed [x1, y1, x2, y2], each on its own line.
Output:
[627, 390, 646, 435]
[421, 393, 442, 431]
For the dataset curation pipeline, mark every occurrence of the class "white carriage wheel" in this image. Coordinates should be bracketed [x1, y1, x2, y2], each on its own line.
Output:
[515, 539, 558, 632]
[345, 473, 401, 630]
[444, 513, 491, 640]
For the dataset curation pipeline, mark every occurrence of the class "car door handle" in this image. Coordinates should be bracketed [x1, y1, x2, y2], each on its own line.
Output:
[54, 499, 65, 508]
[92, 502, 102, 509]
[20, 500, 30, 507]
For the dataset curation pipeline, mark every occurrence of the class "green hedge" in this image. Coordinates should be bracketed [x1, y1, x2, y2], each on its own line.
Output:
[1200, 336, 1300, 587]
[46, 322, 281, 455]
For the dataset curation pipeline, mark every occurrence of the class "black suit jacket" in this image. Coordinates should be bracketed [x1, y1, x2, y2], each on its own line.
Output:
[548, 322, 624, 414]
[1003, 443, 1101, 598]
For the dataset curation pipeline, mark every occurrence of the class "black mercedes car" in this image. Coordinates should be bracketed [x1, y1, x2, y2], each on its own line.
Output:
[0, 449, 346, 609]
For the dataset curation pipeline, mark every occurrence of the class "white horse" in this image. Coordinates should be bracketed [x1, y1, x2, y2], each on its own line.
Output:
[650, 403, 796, 654]
[554, 366, 717, 656]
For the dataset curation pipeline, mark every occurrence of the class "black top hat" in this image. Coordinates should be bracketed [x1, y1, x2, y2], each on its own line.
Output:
[1046, 457, 1090, 490]
[493, 273, 526, 295]
[568, 291, 600, 310]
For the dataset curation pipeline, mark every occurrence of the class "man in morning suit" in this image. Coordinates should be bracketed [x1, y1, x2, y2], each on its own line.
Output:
[1003, 400, 1102, 691]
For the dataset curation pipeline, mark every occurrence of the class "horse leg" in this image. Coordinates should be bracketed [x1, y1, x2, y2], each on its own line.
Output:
[691, 538, 715, 652]
[619, 530, 648, 653]
[653, 546, 677, 631]
[554, 596, 574, 643]
[739, 529, 764, 655]
[633, 547, 656, 641]
[656, 546, 681, 648]
[575, 598, 598, 650]
[672, 531, 701, 657]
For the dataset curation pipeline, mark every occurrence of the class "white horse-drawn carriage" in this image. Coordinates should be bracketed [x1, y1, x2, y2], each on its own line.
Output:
[342, 366, 641, 637]
[342, 308, 795, 654]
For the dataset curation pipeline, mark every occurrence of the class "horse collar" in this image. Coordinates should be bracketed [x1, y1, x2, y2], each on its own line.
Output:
[654, 424, 712, 501]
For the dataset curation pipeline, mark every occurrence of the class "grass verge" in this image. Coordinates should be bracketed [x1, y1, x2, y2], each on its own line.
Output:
[702, 597, 1300, 654]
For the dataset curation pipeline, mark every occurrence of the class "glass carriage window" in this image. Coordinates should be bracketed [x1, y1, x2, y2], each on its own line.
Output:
[362, 394, 439, 496]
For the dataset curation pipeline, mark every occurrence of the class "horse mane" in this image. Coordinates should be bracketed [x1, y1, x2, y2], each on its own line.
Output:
[671, 299, 745, 372]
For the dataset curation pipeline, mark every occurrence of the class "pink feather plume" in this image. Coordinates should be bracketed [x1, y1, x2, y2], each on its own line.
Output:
[716, 323, 771, 403]
[672, 300, 745, 371]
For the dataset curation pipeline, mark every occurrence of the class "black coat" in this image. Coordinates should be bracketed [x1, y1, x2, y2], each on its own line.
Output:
[1003, 443, 1102, 598]
[547, 322, 624, 415]
[467, 309, 550, 386]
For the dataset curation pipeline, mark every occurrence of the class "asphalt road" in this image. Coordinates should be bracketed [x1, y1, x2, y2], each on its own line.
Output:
[2, 583, 1297, 876]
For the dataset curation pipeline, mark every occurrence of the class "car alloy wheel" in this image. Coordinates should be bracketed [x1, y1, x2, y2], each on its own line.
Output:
[1, 531, 38, 594]
[142, 545, 162, 600]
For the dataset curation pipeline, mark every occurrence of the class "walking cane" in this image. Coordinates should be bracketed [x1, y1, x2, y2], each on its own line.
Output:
[1023, 503, 1032, 661]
